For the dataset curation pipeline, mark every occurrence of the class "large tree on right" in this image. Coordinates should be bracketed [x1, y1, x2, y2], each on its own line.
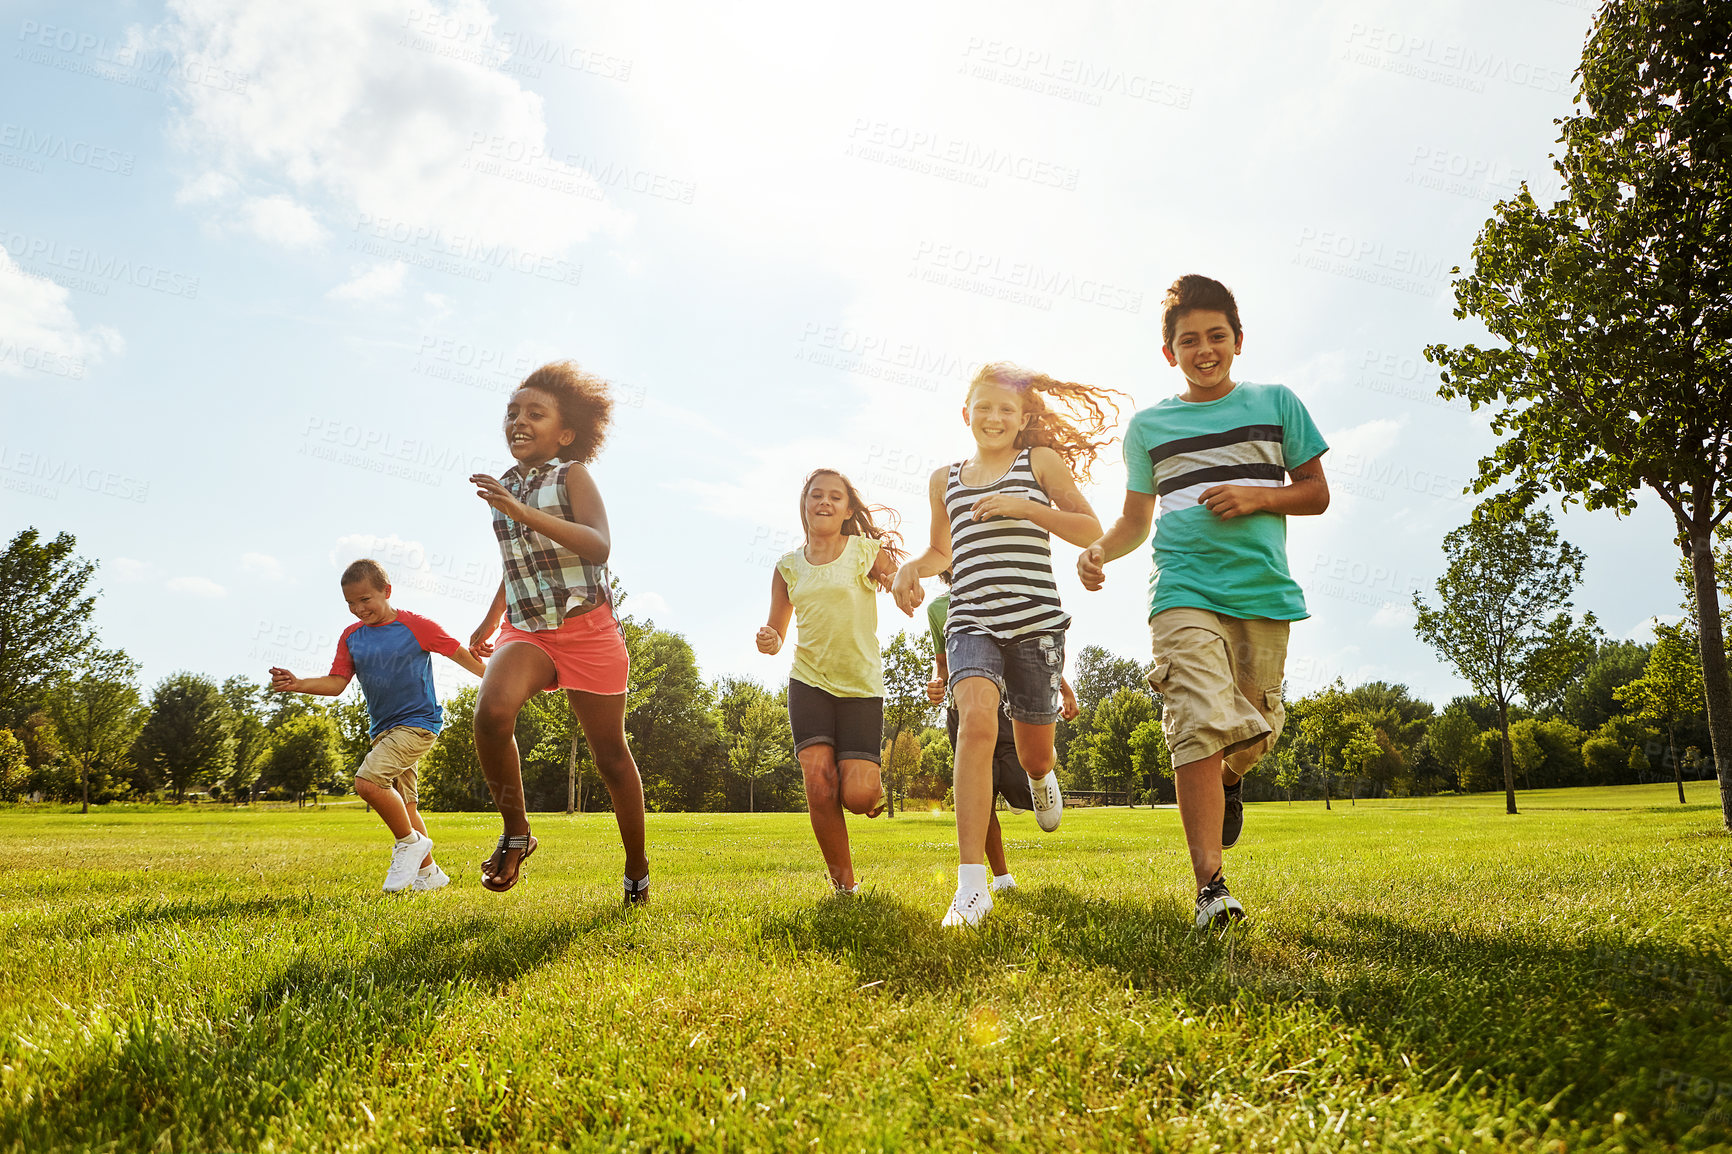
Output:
[1425, 0, 1732, 829]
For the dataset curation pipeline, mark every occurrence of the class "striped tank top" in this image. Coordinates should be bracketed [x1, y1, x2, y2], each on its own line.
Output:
[944, 447, 1070, 640]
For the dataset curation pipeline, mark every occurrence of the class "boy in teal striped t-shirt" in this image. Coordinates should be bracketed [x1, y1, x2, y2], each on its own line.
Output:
[1078, 275, 1330, 929]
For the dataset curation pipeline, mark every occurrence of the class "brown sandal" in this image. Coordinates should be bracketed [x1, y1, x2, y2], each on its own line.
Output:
[480, 833, 537, 893]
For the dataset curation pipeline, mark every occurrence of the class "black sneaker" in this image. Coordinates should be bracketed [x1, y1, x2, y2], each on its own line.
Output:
[1194, 870, 1245, 929]
[623, 875, 650, 906]
[1221, 778, 1244, 850]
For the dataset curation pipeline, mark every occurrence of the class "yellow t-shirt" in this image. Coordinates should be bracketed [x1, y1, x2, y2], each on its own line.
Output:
[776, 535, 884, 699]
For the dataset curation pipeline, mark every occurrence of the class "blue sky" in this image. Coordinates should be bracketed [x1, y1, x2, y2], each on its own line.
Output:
[0, 0, 1681, 709]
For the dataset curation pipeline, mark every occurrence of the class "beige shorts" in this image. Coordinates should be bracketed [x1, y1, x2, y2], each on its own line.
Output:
[354, 725, 437, 806]
[1147, 608, 1289, 777]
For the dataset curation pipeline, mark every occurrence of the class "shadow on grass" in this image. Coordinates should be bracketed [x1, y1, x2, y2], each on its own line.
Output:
[3, 904, 626, 1152]
[760, 886, 1732, 1147]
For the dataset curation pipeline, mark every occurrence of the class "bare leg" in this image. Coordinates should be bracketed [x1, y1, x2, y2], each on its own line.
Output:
[1009, 719, 1057, 778]
[838, 758, 882, 817]
[402, 794, 434, 869]
[567, 689, 648, 882]
[1175, 751, 1226, 889]
[474, 643, 556, 880]
[952, 678, 1001, 866]
[354, 778, 410, 839]
[985, 808, 1009, 877]
[800, 744, 854, 888]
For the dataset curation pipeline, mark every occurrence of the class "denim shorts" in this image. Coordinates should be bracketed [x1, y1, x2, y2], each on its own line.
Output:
[945, 629, 1065, 725]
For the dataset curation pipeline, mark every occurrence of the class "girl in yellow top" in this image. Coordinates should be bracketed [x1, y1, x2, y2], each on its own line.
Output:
[757, 468, 904, 893]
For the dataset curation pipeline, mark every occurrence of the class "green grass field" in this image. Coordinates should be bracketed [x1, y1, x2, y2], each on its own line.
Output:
[2, 785, 1729, 1152]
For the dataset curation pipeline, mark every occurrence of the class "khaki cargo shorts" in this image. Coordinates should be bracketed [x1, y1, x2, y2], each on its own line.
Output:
[354, 725, 437, 806]
[1147, 608, 1289, 778]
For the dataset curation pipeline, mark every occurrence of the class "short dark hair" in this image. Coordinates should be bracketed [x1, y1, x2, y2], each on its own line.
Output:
[340, 558, 389, 590]
[1161, 274, 1242, 349]
[515, 360, 613, 464]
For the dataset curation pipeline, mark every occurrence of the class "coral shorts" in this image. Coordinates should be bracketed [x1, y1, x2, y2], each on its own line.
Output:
[497, 601, 630, 696]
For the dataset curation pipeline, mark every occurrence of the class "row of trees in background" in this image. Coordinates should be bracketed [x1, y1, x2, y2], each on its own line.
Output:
[1, 518, 1727, 815]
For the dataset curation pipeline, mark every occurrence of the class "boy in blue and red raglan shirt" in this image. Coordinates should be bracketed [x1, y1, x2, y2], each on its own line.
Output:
[270, 558, 486, 893]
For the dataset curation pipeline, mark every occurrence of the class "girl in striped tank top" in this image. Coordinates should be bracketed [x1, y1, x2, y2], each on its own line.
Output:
[467, 362, 649, 902]
[892, 362, 1121, 927]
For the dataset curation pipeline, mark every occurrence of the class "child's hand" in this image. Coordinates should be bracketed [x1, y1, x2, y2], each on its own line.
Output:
[470, 474, 529, 521]
[756, 626, 782, 655]
[468, 623, 496, 659]
[1199, 484, 1267, 519]
[1077, 543, 1107, 591]
[926, 676, 946, 705]
[267, 667, 299, 693]
[891, 566, 923, 616]
[1060, 683, 1079, 722]
[970, 493, 1033, 522]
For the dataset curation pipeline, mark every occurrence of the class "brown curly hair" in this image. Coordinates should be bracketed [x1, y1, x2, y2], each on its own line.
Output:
[797, 468, 907, 566]
[965, 362, 1124, 483]
[514, 360, 612, 464]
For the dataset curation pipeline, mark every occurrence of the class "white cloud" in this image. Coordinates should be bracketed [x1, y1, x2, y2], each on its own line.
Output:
[161, 0, 626, 254]
[330, 533, 430, 575]
[109, 557, 152, 582]
[1369, 601, 1415, 629]
[0, 249, 124, 378]
[240, 194, 327, 248]
[627, 590, 671, 621]
[167, 576, 228, 597]
[241, 552, 286, 580]
[1625, 614, 1683, 643]
[175, 170, 240, 204]
[328, 261, 407, 301]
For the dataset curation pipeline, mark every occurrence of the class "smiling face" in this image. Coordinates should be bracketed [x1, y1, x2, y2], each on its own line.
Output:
[341, 579, 393, 625]
[801, 472, 853, 539]
[504, 386, 576, 466]
[1163, 308, 1242, 397]
[963, 380, 1030, 452]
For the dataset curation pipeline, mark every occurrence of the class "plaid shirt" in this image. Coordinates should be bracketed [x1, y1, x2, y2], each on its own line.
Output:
[492, 459, 610, 631]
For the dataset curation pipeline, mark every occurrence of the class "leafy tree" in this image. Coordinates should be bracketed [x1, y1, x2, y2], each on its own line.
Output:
[1297, 680, 1361, 810]
[621, 622, 720, 812]
[131, 673, 235, 800]
[918, 728, 953, 790]
[261, 713, 343, 806]
[1616, 621, 1708, 803]
[219, 676, 271, 803]
[1428, 704, 1483, 792]
[729, 696, 792, 812]
[1129, 717, 1169, 802]
[1413, 510, 1599, 814]
[880, 630, 935, 817]
[1078, 687, 1155, 803]
[0, 529, 101, 728]
[0, 730, 26, 801]
[419, 688, 491, 811]
[1070, 645, 1150, 714]
[1562, 640, 1653, 731]
[45, 650, 143, 813]
[883, 731, 926, 803]
[1424, 0, 1732, 827]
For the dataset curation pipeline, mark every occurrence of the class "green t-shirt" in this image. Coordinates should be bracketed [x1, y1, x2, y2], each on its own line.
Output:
[1123, 382, 1328, 620]
[926, 592, 950, 657]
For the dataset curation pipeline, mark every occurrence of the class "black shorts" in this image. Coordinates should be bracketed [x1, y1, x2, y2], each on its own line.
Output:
[788, 679, 883, 764]
[946, 707, 1036, 810]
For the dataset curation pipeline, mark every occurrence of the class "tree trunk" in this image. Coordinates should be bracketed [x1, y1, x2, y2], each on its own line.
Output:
[1498, 700, 1518, 815]
[566, 735, 577, 815]
[1686, 531, 1732, 831]
[1670, 725, 1685, 805]
[1323, 767, 1331, 811]
[749, 774, 754, 813]
[81, 759, 89, 815]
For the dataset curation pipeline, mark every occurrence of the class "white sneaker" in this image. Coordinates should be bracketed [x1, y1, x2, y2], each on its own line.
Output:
[383, 832, 433, 892]
[942, 885, 993, 928]
[1028, 772, 1063, 832]
[990, 873, 1016, 893]
[413, 864, 450, 892]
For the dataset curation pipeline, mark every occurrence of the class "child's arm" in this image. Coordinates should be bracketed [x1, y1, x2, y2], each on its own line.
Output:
[1059, 675, 1079, 721]
[471, 582, 507, 657]
[470, 465, 612, 564]
[757, 569, 794, 655]
[267, 668, 350, 696]
[1078, 490, 1157, 590]
[891, 469, 954, 615]
[866, 545, 897, 593]
[447, 647, 487, 678]
[1200, 455, 1330, 519]
[927, 651, 950, 704]
[969, 447, 1101, 548]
